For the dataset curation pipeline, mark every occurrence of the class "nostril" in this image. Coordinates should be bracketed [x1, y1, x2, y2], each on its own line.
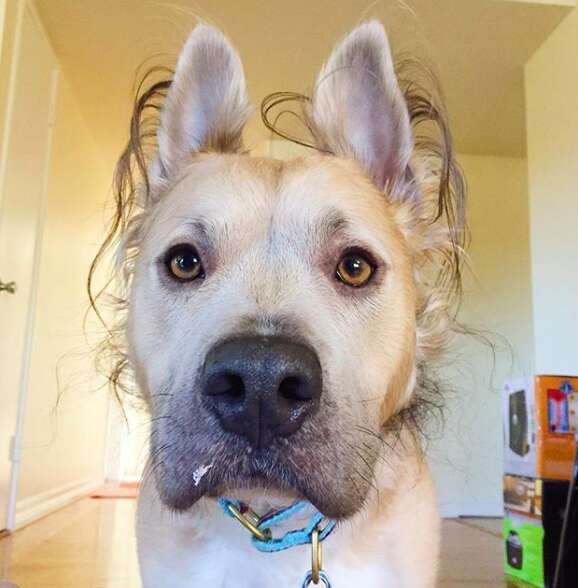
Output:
[278, 376, 312, 402]
[206, 373, 245, 400]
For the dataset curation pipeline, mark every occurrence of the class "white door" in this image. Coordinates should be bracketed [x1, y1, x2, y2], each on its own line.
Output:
[0, 2, 58, 531]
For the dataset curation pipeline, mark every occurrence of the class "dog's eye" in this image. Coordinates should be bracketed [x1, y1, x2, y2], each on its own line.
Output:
[165, 245, 204, 282]
[336, 251, 375, 288]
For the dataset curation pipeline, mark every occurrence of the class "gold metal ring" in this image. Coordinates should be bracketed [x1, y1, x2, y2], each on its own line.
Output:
[311, 528, 322, 584]
[226, 503, 271, 542]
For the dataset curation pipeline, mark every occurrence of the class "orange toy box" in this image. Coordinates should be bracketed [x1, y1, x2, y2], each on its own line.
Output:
[503, 376, 577, 481]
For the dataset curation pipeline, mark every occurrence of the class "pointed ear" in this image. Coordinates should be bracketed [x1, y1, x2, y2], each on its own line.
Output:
[157, 25, 251, 179]
[309, 21, 413, 190]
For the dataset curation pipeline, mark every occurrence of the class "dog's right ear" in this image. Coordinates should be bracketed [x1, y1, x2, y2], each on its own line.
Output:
[156, 25, 251, 180]
[309, 21, 413, 193]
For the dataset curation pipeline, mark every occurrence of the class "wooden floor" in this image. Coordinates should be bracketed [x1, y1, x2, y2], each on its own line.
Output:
[0, 498, 527, 587]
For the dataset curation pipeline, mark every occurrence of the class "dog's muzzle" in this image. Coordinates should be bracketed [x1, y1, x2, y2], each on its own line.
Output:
[201, 336, 322, 448]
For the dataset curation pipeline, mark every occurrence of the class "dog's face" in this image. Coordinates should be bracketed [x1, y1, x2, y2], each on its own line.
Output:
[130, 154, 416, 517]
[125, 23, 441, 519]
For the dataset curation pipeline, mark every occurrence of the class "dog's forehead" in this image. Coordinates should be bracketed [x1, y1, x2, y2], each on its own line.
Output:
[148, 153, 397, 249]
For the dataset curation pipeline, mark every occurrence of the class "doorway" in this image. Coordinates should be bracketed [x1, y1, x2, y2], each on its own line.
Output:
[0, 0, 58, 531]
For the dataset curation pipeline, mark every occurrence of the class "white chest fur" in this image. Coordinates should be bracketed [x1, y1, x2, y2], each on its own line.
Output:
[136, 464, 440, 588]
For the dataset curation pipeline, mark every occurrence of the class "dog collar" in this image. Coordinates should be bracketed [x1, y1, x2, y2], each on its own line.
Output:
[218, 497, 336, 585]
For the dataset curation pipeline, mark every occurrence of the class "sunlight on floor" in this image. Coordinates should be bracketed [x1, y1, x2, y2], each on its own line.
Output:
[0, 500, 139, 588]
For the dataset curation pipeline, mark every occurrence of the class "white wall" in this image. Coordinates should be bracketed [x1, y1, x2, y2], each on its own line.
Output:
[525, 8, 578, 376]
[105, 400, 150, 483]
[430, 155, 534, 516]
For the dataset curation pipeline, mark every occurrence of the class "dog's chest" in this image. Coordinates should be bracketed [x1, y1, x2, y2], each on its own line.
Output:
[136, 470, 440, 588]
[137, 499, 396, 588]
[141, 532, 394, 588]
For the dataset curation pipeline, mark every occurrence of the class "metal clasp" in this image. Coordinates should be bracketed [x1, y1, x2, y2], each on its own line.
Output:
[302, 571, 331, 587]
[311, 527, 323, 583]
[225, 502, 272, 542]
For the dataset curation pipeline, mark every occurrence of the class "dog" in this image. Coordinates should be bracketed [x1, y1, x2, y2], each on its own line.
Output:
[91, 19, 466, 588]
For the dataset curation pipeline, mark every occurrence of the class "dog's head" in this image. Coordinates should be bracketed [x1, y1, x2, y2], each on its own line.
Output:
[100, 22, 464, 519]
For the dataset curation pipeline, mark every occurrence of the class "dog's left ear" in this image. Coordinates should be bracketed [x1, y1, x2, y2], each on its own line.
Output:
[156, 25, 251, 180]
[309, 21, 413, 191]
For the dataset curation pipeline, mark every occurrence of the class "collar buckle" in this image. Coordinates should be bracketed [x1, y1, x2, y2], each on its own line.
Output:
[225, 502, 272, 542]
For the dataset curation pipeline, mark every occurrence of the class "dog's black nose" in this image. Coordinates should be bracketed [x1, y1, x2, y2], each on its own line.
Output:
[201, 336, 322, 448]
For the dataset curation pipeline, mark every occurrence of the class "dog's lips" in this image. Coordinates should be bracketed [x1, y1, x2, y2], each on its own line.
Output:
[153, 407, 376, 520]
[209, 452, 304, 497]
[157, 447, 322, 514]
[208, 475, 303, 504]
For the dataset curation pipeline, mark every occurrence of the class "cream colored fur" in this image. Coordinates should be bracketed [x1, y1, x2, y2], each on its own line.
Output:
[118, 20, 464, 588]
[138, 438, 439, 587]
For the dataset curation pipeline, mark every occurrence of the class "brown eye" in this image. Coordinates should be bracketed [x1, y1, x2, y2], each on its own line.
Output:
[166, 245, 204, 282]
[336, 251, 375, 288]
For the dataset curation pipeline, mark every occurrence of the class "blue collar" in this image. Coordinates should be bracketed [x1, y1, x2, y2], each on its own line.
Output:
[218, 497, 336, 553]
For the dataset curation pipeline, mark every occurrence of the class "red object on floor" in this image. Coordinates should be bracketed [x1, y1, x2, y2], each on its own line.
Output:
[90, 481, 139, 499]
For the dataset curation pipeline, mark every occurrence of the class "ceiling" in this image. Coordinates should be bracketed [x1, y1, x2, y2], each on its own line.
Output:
[35, 0, 571, 165]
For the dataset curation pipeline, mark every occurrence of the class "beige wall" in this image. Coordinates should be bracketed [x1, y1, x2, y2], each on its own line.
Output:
[525, 8, 578, 376]
[430, 154, 534, 516]
[0, 0, 18, 156]
[11, 7, 110, 506]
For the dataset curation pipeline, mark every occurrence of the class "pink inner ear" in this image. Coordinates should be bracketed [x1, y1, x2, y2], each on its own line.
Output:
[157, 25, 250, 180]
[310, 22, 413, 192]
[185, 40, 236, 149]
[345, 66, 412, 190]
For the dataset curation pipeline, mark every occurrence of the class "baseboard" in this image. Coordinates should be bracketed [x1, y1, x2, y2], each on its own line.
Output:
[439, 500, 503, 519]
[14, 476, 102, 530]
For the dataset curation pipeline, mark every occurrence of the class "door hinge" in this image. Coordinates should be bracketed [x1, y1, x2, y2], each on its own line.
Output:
[9, 435, 21, 464]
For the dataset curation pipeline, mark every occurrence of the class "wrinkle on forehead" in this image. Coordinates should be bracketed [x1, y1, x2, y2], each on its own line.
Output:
[142, 154, 281, 252]
[143, 153, 404, 266]
[274, 156, 406, 265]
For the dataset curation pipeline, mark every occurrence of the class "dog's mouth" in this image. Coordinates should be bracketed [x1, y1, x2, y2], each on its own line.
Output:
[151, 425, 380, 520]
[157, 445, 315, 511]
